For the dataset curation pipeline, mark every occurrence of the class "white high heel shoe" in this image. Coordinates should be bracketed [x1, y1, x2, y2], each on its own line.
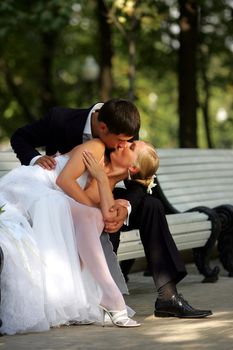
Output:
[99, 305, 141, 328]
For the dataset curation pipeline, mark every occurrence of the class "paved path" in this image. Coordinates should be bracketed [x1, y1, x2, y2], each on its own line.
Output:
[1, 261, 233, 350]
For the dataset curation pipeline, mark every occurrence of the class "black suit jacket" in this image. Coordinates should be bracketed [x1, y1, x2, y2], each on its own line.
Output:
[11, 106, 93, 166]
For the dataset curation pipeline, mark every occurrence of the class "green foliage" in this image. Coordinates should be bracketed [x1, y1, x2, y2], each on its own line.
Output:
[0, 0, 232, 149]
[0, 0, 75, 35]
[105, 0, 162, 32]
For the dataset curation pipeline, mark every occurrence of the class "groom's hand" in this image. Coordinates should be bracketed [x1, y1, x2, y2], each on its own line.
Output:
[35, 155, 57, 170]
[104, 205, 127, 233]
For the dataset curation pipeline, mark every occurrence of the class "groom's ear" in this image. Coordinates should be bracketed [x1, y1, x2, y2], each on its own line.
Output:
[128, 165, 139, 175]
[99, 122, 109, 135]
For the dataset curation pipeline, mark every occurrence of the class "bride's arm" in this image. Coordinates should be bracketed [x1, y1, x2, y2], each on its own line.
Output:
[56, 139, 105, 207]
[56, 140, 118, 220]
[82, 150, 117, 221]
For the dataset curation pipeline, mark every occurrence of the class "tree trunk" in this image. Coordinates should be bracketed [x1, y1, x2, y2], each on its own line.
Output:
[178, 0, 198, 148]
[97, 0, 113, 102]
[1, 58, 34, 122]
[40, 32, 57, 113]
[128, 33, 136, 101]
[198, 6, 213, 148]
[199, 55, 213, 148]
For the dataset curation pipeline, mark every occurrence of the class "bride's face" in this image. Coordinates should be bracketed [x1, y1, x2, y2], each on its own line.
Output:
[110, 141, 147, 170]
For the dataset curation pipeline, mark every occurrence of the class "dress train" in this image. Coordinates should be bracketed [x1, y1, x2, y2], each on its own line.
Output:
[0, 155, 131, 334]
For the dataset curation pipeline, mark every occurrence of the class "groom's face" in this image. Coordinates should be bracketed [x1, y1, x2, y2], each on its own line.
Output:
[101, 132, 132, 149]
[98, 122, 133, 149]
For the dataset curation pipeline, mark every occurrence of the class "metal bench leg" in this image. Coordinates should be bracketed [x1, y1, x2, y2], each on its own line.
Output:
[215, 205, 233, 277]
[188, 207, 221, 283]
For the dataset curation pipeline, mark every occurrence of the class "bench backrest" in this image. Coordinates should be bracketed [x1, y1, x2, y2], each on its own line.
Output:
[0, 151, 20, 178]
[157, 148, 233, 212]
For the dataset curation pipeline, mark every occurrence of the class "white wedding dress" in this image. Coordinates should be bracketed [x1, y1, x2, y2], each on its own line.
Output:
[0, 154, 129, 335]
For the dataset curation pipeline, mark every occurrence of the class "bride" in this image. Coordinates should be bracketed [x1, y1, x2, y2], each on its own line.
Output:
[0, 138, 159, 335]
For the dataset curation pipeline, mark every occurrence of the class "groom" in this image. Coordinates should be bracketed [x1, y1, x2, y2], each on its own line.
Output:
[10, 98, 212, 318]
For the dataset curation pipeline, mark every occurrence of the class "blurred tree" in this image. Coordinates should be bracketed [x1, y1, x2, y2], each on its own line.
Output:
[97, 0, 113, 101]
[197, 0, 233, 148]
[105, 0, 140, 101]
[0, 0, 76, 133]
[0, 0, 232, 150]
[178, 0, 198, 147]
[105, 0, 161, 101]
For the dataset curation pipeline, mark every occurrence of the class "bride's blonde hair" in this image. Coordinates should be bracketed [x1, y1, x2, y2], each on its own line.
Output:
[130, 142, 159, 190]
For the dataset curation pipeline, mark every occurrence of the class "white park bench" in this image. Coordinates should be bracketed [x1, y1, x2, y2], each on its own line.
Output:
[155, 148, 233, 278]
[0, 150, 222, 282]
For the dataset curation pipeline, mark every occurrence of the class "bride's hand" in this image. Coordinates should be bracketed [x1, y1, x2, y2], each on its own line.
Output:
[82, 150, 106, 182]
[104, 203, 128, 233]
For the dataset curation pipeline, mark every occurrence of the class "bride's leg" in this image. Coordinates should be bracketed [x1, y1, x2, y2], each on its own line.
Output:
[69, 200, 125, 311]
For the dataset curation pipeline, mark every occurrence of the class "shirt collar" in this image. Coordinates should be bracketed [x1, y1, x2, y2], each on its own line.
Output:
[83, 102, 104, 137]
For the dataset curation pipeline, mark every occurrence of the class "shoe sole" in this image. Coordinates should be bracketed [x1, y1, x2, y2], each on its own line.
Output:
[154, 310, 212, 318]
[115, 323, 141, 328]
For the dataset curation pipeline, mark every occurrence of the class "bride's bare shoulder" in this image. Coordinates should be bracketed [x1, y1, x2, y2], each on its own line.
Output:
[80, 138, 105, 151]
[88, 138, 105, 148]
[69, 139, 105, 156]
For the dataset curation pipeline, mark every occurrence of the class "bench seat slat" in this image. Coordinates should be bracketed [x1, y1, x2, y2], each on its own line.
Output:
[117, 250, 145, 261]
[158, 170, 233, 182]
[166, 211, 207, 222]
[118, 237, 209, 254]
[161, 177, 233, 190]
[176, 198, 233, 211]
[176, 240, 209, 250]
[118, 231, 211, 261]
[173, 231, 211, 243]
[159, 155, 233, 166]
[169, 191, 233, 204]
[119, 230, 210, 246]
[164, 184, 233, 197]
[168, 222, 211, 235]
[118, 239, 210, 260]
[158, 149, 233, 157]
[158, 163, 233, 174]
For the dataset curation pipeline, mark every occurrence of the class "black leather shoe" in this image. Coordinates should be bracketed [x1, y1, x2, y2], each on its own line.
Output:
[154, 294, 212, 318]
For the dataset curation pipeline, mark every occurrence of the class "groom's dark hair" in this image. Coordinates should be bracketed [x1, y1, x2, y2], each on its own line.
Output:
[97, 98, 140, 136]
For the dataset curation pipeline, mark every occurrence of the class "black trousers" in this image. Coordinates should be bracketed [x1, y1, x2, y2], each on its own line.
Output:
[109, 195, 187, 290]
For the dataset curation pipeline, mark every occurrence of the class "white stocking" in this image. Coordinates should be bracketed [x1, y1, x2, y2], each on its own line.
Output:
[69, 199, 125, 311]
